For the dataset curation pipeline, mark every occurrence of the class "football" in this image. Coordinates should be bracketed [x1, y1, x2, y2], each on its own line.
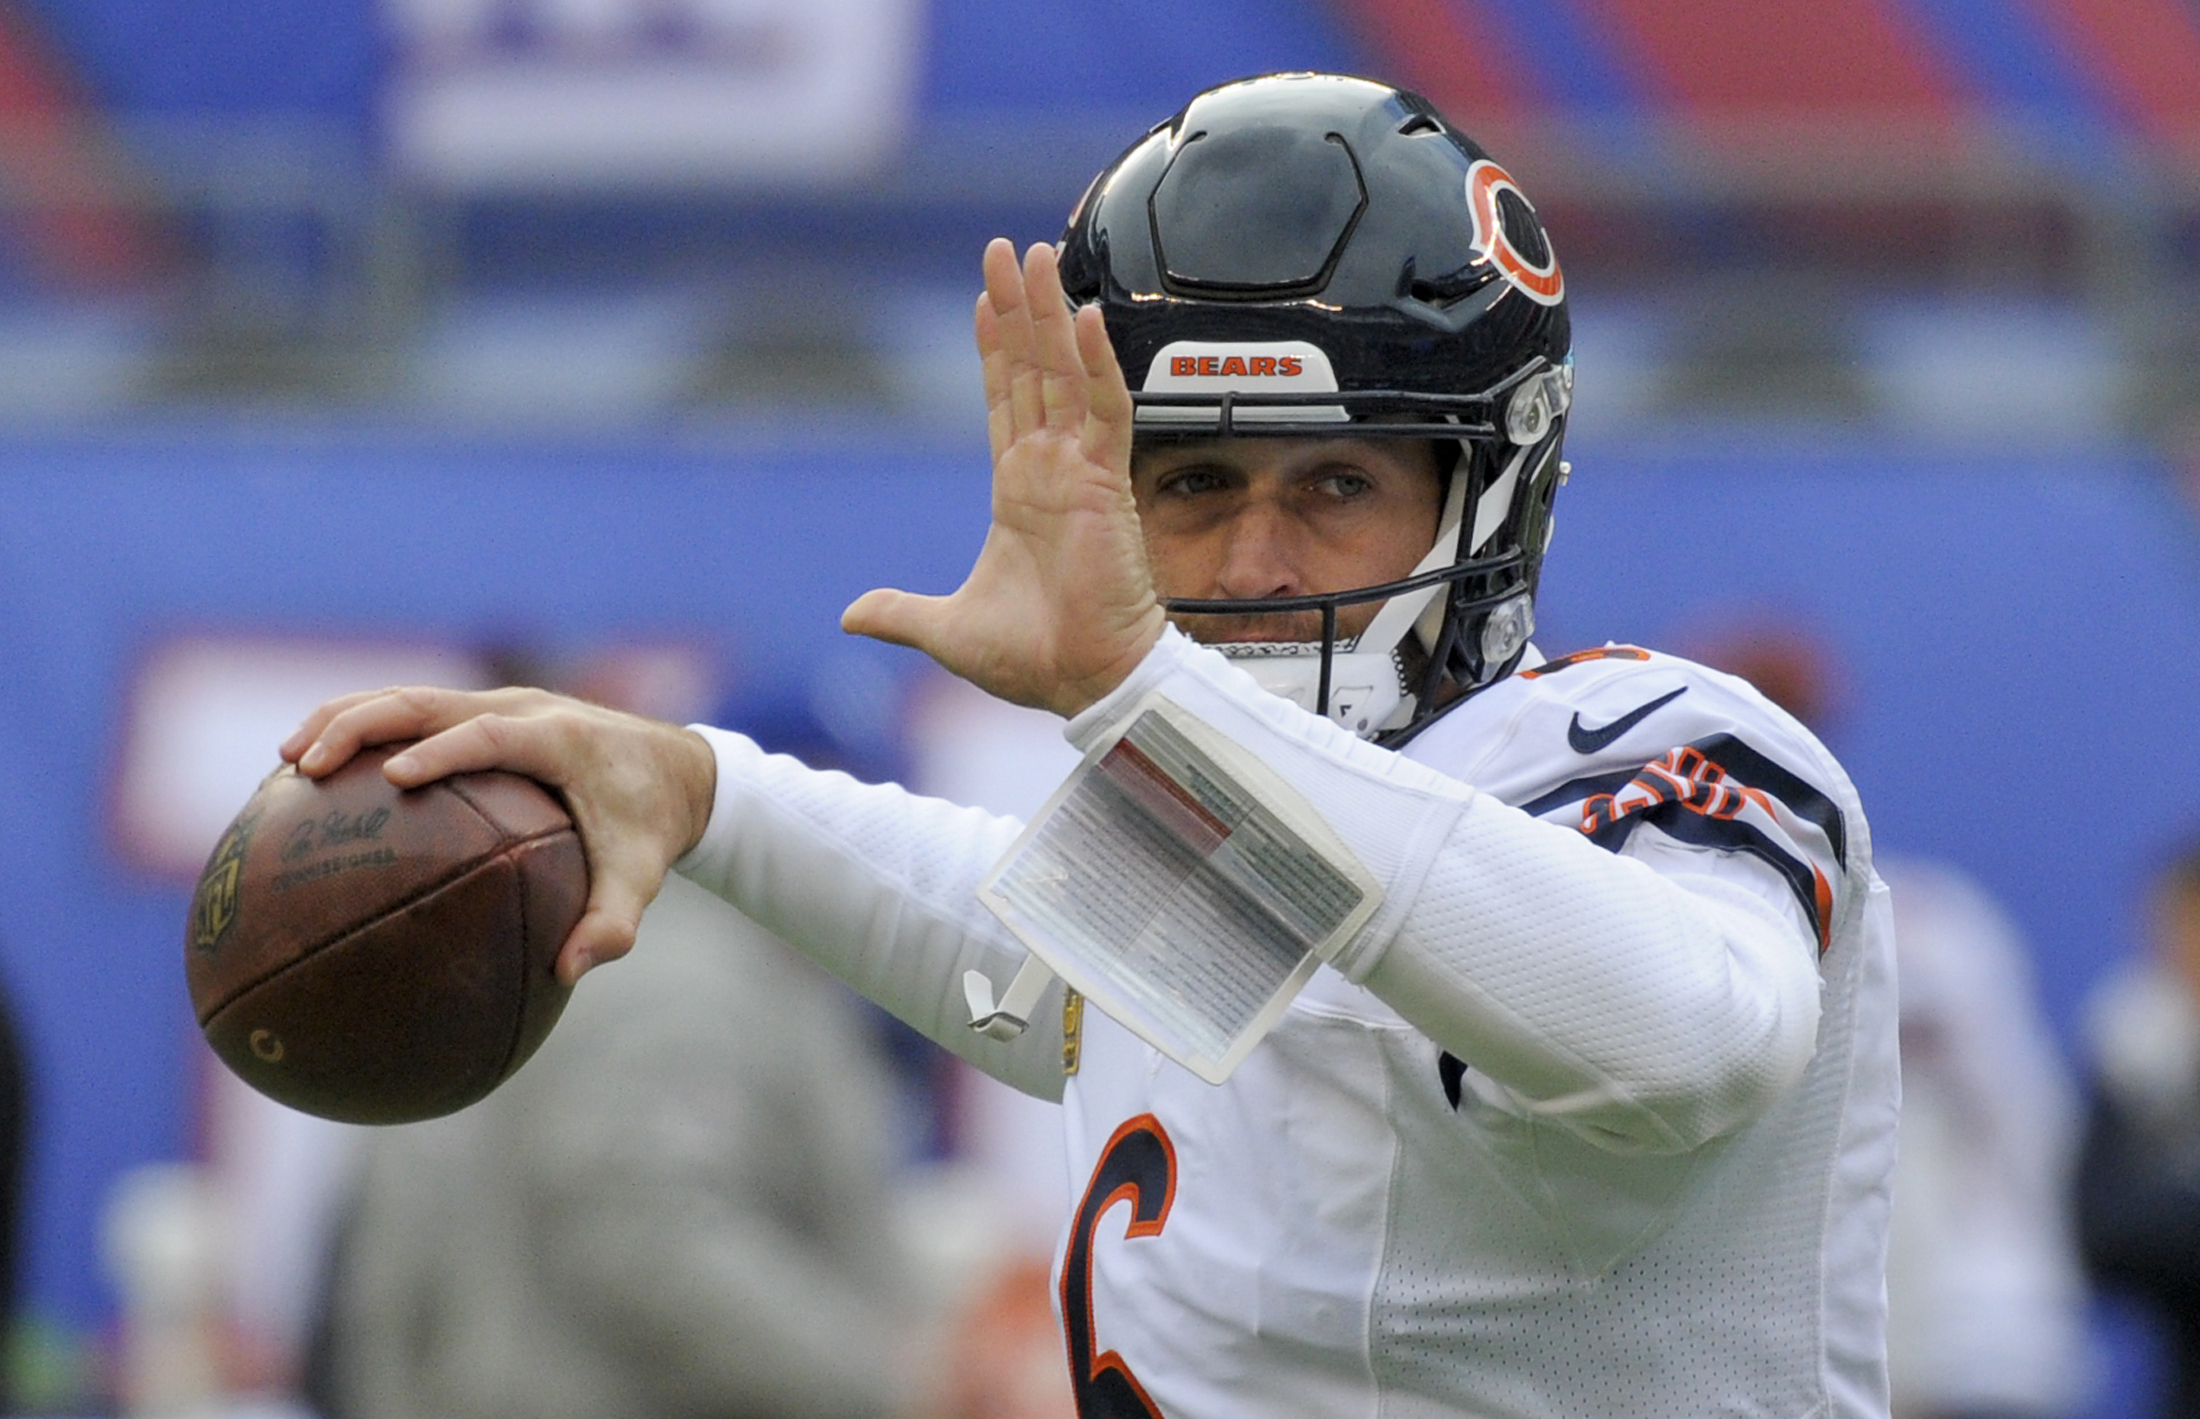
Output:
[183, 746, 588, 1125]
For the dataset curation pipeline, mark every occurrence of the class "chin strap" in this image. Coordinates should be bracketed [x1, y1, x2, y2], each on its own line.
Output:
[1365, 454, 1472, 661]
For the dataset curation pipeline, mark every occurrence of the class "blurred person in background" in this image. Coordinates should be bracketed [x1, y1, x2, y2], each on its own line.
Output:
[2075, 832, 2200, 1419]
[306, 655, 918, 1419]
[1879, 858, 2087, 1419]
[1688, 619, 2088, 1419]
[310, 873, 915, 1419]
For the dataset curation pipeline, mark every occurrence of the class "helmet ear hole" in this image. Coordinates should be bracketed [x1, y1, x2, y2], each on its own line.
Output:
[1479, 595, 1535, 666]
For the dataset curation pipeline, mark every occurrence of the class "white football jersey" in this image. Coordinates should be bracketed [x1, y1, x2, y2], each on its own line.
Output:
[1053, 645, 1899, 1419]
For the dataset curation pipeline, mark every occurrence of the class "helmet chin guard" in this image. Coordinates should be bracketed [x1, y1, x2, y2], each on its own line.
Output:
[1211, 642, 1415, 738]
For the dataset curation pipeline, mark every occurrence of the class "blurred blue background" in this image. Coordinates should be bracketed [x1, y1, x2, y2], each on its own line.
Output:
[0, 0, 2197, 1411]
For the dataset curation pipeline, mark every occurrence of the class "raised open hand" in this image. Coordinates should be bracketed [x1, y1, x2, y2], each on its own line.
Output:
[841, 238, 1166, 718]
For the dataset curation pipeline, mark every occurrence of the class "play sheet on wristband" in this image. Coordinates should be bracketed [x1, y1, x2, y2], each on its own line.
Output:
[978, 695, 1382, 1084]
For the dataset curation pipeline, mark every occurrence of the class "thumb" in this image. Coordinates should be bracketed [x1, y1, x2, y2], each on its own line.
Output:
[842, 587, 949, 650]
[554, 844, 666, 984]
[557, 904, 640, 986]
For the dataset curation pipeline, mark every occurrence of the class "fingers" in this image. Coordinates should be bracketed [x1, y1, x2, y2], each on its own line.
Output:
[1076, 304, 1134, 476]
[982, 239, 1046, 441]
[379, 705, 570, 789]
[280, 688, 397, 765]
[289, 685, 515, 779]
[977, 238, 1100, 449]
[1023, 245, 1087, 436]
[975, 290, 1011, 466]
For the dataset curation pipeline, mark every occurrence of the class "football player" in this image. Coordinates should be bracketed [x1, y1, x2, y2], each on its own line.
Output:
[286, 74, 1898, 1419]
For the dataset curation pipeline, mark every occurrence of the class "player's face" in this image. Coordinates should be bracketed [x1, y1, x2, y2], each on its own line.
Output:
[1131, 437, 1445, 644]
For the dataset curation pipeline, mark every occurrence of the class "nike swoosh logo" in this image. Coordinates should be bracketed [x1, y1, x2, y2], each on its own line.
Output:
[1568, 687, 1688, 755]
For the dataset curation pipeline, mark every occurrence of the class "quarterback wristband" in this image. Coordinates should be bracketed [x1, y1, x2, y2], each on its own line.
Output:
[973, 631, 1472, 1080]
[1065, 629, 1476, 985]
[979, 690, 1384, 1083]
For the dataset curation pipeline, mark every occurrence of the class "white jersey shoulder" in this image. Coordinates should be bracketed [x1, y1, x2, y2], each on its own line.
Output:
[1406, 642, 1864, 954]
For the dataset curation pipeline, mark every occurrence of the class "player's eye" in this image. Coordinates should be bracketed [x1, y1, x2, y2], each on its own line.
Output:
[1156, 466, 1230, 498]
[1311, 471, 1373, 500]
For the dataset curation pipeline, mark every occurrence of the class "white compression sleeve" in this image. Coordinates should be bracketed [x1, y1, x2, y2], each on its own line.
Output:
[673, 727, 1067, 1102]
[1068, 630, 1823, 1153]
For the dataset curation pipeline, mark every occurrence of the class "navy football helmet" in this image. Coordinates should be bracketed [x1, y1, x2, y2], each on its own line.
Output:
[1056, 72, 1572, 741]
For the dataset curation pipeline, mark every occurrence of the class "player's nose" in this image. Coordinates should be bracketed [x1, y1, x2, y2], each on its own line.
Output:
[1211, 496, 1304, 601]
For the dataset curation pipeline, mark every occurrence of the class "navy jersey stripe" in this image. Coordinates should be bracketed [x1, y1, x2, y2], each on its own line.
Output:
[1519, 737, 1845, 871]
[1684, 734, 1847, 867]
[1511, 733, 1847, 950]
[1518, 768, 1639, 820]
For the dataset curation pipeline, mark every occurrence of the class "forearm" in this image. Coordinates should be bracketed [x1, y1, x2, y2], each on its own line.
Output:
[1068, 631, 1822, 1150]
[675, 727, 1066, 1101]
[1362, 803, 1820, 1150]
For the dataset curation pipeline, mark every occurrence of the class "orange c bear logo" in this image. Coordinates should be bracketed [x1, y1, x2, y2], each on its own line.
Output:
[1467, 160, 1563, 307]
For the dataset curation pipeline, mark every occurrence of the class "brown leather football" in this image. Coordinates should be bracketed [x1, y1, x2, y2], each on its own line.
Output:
[183, 746, 588, 1124]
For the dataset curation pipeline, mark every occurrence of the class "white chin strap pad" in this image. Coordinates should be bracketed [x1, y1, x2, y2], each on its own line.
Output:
[1226, 649, 1410, 738]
